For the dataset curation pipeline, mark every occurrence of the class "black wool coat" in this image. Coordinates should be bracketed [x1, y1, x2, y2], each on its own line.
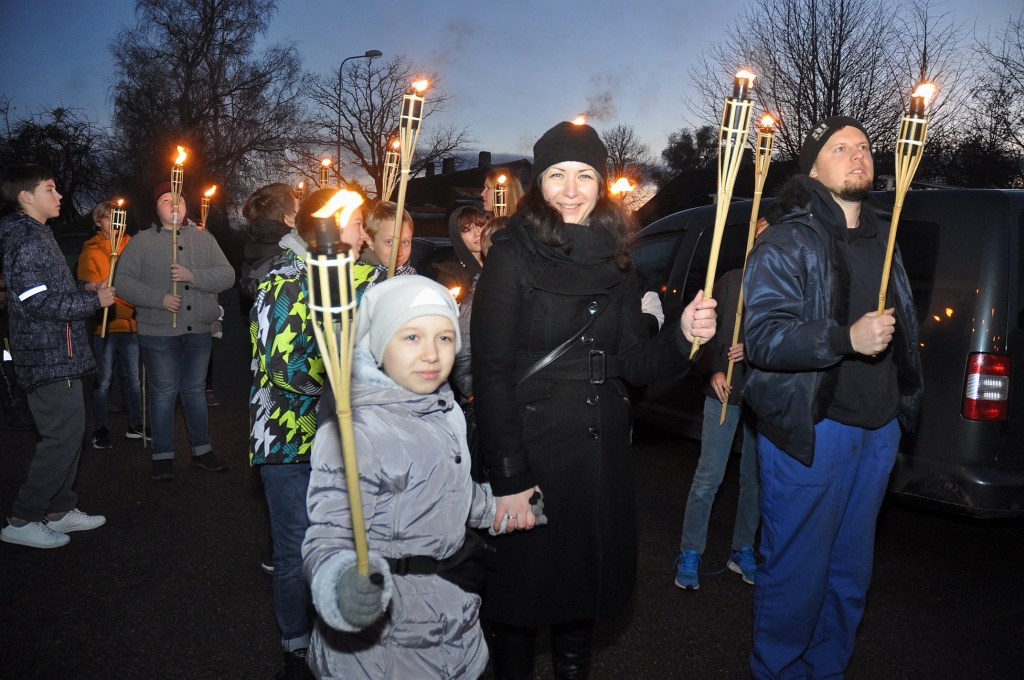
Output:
[471, 215, 698, 627]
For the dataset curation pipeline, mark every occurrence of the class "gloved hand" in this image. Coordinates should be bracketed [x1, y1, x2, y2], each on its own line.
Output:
[336, 564, 386, 630]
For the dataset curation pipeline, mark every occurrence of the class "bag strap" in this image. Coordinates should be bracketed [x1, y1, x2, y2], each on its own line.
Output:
[516, 302, 606, 387]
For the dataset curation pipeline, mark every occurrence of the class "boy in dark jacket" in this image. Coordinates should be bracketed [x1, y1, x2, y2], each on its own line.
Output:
[0, 164, 114, 549]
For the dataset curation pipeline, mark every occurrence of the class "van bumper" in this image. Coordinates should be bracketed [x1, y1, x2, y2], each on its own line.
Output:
[889, 453, 1024, 518]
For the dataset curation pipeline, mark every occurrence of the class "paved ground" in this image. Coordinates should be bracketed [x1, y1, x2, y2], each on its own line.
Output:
[2, 288, 1022, 679]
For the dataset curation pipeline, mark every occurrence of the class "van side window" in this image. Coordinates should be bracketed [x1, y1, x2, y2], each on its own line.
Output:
[630, 234, 681, 292]
[681, 223, 751, 303]
[894, 220, 940, 321]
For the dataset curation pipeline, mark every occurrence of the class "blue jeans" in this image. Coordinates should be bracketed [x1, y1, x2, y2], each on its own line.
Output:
[679, 395, 760, 555]
[751, 418, 900, 680]
[261, 463, 312, 650]
[91, 332, 142, 429]
[138, 333, 213, 460]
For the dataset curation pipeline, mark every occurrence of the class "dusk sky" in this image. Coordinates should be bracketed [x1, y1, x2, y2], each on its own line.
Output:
[2, 0, 1021, 160]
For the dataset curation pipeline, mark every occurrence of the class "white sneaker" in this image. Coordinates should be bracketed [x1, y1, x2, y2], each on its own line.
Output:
[44, 508, 106, 533]
[1, 521, 70, 548]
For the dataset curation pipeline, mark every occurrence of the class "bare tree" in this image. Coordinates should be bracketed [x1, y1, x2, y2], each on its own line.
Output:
[302, 55, 475, 198]
[0, 97, 111, 224]
[109, 0, 307, 215]
[688, 0, 967, 160]
[973, 10, 1024, 155]
[601, 124, 655, 183]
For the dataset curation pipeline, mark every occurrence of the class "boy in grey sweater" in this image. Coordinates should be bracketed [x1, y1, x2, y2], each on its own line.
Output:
[115, 181, 234, 480]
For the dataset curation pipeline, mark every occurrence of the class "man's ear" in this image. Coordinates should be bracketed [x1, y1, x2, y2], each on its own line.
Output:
[18, 190, 33, 206]
[808, 165, 818, 179]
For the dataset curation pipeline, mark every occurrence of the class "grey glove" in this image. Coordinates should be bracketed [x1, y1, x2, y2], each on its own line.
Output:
[337, 565, 385, 630]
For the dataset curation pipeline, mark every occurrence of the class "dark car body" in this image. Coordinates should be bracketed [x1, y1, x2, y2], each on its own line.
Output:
[409, 236, 454, 282]
[631, 189, 1024, 518]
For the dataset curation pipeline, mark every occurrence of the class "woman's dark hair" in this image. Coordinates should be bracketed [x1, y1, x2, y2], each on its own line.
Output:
[517, 171, 635, 269]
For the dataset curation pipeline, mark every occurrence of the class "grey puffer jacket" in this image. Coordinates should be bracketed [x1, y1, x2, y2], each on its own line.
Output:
[0, 212, 101, 390]
[303, 345, 496, 680]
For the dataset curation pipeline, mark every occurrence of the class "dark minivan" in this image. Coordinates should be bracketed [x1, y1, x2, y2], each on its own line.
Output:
[631, 189, 1024, 518]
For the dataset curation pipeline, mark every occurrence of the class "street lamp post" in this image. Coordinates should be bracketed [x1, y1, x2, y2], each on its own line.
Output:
[335, 50, 383, 187]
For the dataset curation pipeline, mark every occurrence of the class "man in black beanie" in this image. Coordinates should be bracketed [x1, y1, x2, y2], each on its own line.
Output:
[740, 117, 923, 678]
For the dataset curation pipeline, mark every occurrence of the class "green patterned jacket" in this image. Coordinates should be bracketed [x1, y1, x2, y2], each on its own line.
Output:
[249, 235, 324, 465]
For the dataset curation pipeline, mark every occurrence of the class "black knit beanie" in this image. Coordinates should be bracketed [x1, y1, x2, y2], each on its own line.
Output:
[530, 121, 608, 182]
[798, 116, 870, 175]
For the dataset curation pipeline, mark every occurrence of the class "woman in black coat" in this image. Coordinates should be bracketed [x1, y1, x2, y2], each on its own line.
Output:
[471, 121, 717, 679]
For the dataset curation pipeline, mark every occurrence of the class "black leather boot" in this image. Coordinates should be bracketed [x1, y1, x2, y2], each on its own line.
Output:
[490, 623, 537, 680]
[551, 619, 595, 680]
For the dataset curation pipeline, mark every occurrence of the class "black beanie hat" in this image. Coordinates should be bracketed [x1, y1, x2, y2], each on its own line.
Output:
[798, 116, 870, 175]
[530, 121, 608, 182]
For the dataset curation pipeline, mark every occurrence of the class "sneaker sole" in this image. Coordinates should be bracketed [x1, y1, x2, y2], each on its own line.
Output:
[673, 577, 699, 590]
[92, 441, 113, 450]
[728, 561, 755, 585]
[261, 563, 275, 575]
[125, 432, 144, 439]
[1, 532, 70, 549]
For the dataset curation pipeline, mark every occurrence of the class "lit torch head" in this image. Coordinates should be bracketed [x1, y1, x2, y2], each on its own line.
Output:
[321, 158, 331, 167]
[497, 174, 507, 185]
[760, 113, 775, 130]
[312, 189, 365, 231]
[912, 83, 936, 106]
[732, 70, 756, 100]
[174, 146, 187, 165]
[572, 115, 586, 126]
[449, 286, 461, 299]
[411, 79, 429, 94]
[609, 177, 634, 195]
[204, 185, 217, 198]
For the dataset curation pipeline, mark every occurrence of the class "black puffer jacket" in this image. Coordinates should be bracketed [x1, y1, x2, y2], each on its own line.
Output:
[742, 176, 923, 465]
[238, 219, 292, 316]
[0, 212, 101, 390]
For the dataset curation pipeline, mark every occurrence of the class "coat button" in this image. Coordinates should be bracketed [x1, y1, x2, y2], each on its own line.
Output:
[588, 301, 599, 314]
[178, 245, 183, 250]
[185, 285, 190, 290]
[186, 326, 192, 331]
[582, 333, 594, 344]
[588, 428, 599, 439]
[438, 399, 446, 407]
[186, 305, 191, 311]
[586, 395, 599, 406]
[454, 455, 462, 464]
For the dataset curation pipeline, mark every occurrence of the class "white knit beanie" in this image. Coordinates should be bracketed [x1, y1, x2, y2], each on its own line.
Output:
[355, 275, 462, 365]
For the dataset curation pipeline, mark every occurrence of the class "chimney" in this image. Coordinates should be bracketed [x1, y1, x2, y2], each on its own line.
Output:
[442, 157, 456, 175]
[425, 162, 435, 177]
[478, 151, 492, 168]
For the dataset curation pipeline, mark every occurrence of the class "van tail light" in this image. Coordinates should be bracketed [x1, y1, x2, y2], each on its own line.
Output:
[961, 353, 1011, 422]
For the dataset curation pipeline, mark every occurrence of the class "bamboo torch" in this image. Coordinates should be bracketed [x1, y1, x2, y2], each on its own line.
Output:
[388, 79, 429, 278]
[200, 185, 216, 229]
[320, 158, 332, 190]
[100, 199, 128, 338]
[306, 189, 368, 574]
[296, 180, 305, 202]
[878, 83, 935, 314]
[171, 146, 187, 328]
[493, 174, 508, 217]
[690, 70, 757, 359]
[720, 113, 775, 425]
[382, 139, 401, 201]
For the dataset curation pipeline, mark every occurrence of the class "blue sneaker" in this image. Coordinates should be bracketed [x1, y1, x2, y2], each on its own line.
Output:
[674, 550, 701, 590]
[728, 546, 757, 585]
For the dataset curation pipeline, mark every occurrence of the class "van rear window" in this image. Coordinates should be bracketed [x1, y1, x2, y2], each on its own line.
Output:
[681, 223, 751, 302]
[630, 234, 681, 289]
[894, 220, 940, 321]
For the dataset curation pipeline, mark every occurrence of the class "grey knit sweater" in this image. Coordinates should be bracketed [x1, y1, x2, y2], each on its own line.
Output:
[114, 220, 235, 336]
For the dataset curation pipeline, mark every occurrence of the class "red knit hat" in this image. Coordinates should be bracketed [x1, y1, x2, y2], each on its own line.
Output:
[153, 181, 173, 202]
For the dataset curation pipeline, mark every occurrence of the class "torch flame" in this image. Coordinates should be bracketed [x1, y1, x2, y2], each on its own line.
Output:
[760, 113, 775, 128]
[174, 146, 187, 165]
[392, 139, 401, 149]
[412, 79, 429, 93]
[449, 287, 461, 298]
[321, 158, 332, 167]
[311, 189, 365, 230]
[204, 185, 217, 197]
[297, 180, 304, 189]
[116, 199, 124, 207]
[498, 174, 507, 185]
[572, 115, 586, 125]
[735, 69, 756, 84]
[912, 82, 937, 106]
[609, 177, 634, 195]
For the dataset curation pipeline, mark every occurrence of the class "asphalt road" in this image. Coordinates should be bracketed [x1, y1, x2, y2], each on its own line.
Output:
[2, 288, 1022, 680]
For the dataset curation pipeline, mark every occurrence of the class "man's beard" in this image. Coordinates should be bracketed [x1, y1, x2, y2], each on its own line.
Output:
[832, 177, 872, 202]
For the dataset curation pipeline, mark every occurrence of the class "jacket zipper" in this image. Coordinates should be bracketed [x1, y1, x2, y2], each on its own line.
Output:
[66, 323, 72, 357]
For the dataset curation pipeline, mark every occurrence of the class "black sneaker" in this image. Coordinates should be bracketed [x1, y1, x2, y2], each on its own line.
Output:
[191, 451, 228, 472]
[92, 427, 113, 450]
[275, 649, 315, 680]
[151, 459, 173, 481]
[261, 541, 275, 575]
[125, 426, 144, 439]
[205, 391, 219, 406]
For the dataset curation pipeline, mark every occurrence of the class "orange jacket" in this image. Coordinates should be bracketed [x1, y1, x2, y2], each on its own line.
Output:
[77, 232, 137, 334]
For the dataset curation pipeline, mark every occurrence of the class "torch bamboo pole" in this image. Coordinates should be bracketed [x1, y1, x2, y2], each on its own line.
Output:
[493, 180, 507, 217]
[720, 122, 774, 425]
[170, 154, 185, 328]
[690, 94, 755, 359]
[388, 83, 427, 278]
[878, 111, 929, 314]
[100, 203, 128, 338]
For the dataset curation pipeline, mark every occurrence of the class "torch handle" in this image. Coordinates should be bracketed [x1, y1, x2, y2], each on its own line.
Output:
[336, 397, 370, 576]
[877, 202, 904, 315]
[388, 168, 410, 279]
